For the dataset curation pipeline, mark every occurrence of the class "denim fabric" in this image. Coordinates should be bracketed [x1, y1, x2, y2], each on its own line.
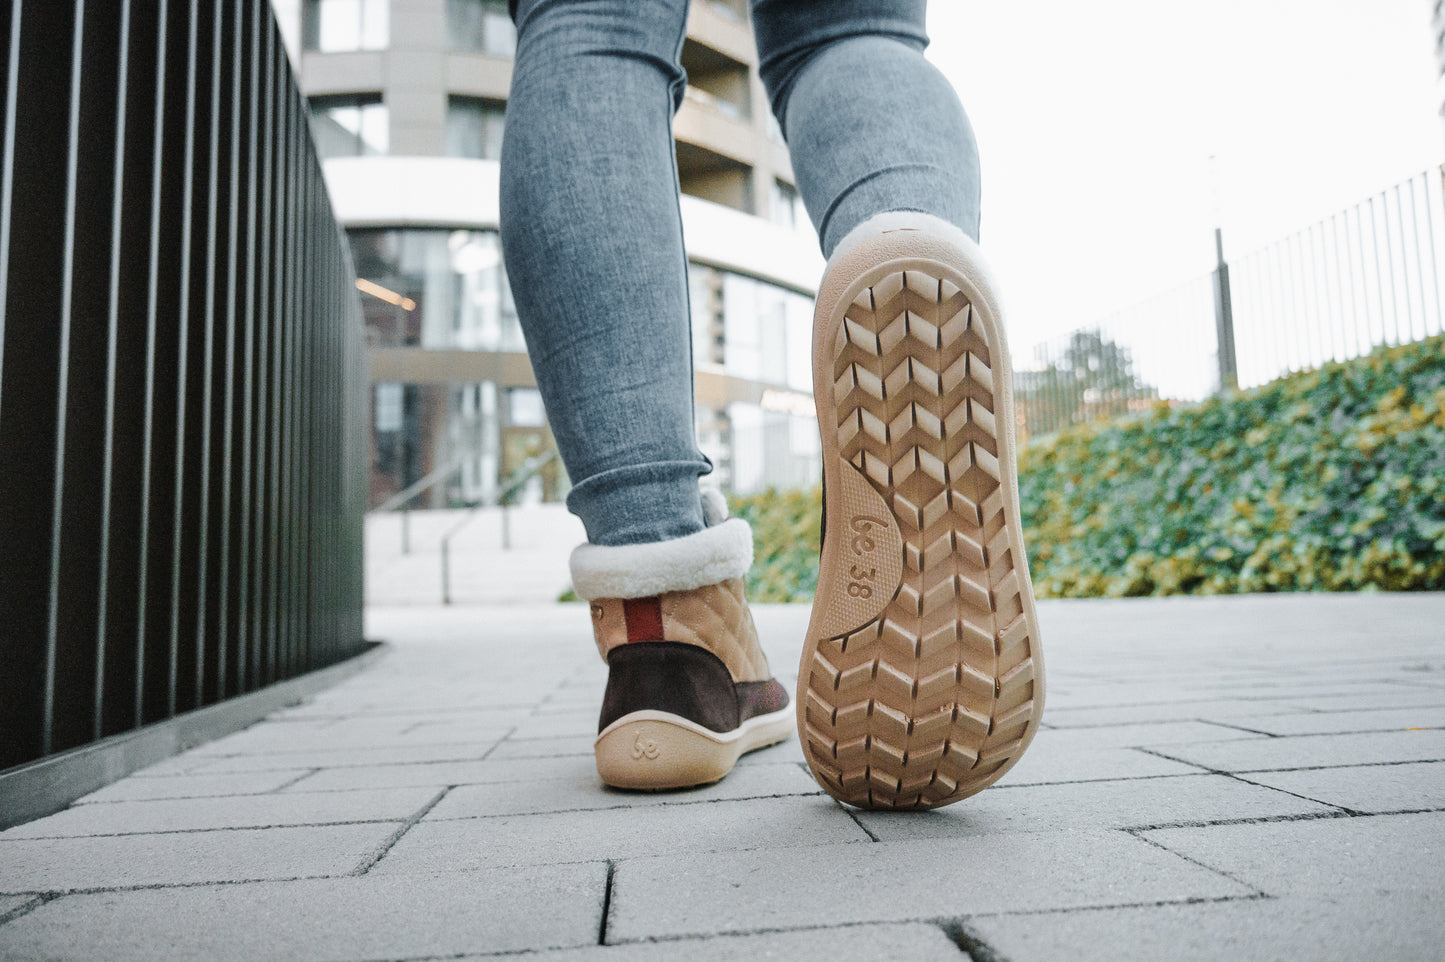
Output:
[499, 0, 980, 547]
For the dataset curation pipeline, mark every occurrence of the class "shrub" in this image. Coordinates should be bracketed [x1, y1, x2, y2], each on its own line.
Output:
[563, 334, 1445, 601]
[1018, 334, 1445, 596]
[731, 485, 822, 603]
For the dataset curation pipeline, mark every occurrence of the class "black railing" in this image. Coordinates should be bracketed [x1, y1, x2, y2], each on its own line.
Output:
[0, 0, 367, 772]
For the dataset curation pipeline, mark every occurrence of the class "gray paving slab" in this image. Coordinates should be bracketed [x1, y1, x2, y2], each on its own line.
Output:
[180, 716, 520, 757]
[487, 735, 595, 758]
[374, 796, 868, 873]
[1024, 721, 1264, 749]
[1042, 700, 1312, 728]
[1240, 761, 1445, 814]
[0, 823, 401, 892]
[606, 833, 1255, 942]
[427, 762, 823, 819]
[73, 769, 314, 804]
[855, 773, 1338, 839]
[1275, 687, 1445, 712]
[1145, 728, 1445, 773]
[281, 754, 599, 792]
[1223, 705, 1445, 735]
[0, 788, 441, 839]
[519, 923, 963, 961]
[731, 735, 809, 766]
[996, 742, 1205, 786]
[1045, 684, 1400, 710]
[535, 689, 605, 710]
[509, 711, 605, 739]
[967, 893, 1443, 962]
[267, 700, 535, 720]
[0, 864, 606, 961]
[5, 594, 1442, 959]
[177, 740, 508, 774]
[0, 894, 37, 920]
[1142, 810, 1445, 897]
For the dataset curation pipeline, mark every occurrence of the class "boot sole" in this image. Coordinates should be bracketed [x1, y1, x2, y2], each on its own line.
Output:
[799, 221, 1045, 810]
[595, 706, 794, 790]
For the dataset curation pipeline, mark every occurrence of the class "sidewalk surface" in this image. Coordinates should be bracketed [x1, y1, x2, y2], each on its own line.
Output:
[2, 594, 1443, 961]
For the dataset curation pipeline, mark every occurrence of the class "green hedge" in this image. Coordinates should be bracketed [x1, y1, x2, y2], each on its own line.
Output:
[730, 485, 822, 603]
[1019, 333, 1445, 596]
[735, 334, 1445, 601]
[564, 334, 1444, 602]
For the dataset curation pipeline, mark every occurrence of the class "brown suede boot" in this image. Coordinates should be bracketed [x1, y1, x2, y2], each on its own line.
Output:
[570, 491, 792, 790]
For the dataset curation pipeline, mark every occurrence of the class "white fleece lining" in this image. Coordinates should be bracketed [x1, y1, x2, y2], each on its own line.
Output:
[700, 487, 729, 526]
[569, 517, 754, 601]
[829, 210, 974, 271]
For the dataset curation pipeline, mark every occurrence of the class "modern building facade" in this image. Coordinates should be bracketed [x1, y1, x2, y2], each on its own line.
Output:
[270, 0, 824, 509]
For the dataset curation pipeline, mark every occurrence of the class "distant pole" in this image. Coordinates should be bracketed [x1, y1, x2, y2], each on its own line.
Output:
[1213, 227, 1238, 392]
[1208, 155, 1238, 392]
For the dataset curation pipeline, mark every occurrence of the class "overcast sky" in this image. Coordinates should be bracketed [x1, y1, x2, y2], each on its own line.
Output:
[925, 0, 1443, 348]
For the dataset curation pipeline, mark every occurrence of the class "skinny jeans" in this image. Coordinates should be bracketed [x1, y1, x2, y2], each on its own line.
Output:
[499, 0, 981, 546]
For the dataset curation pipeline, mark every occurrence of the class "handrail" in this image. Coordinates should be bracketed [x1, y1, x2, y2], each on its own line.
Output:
[441, 451, 559, 604]
[370, 460, 463, 514]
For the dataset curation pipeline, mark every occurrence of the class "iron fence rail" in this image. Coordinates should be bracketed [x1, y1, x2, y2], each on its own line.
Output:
[1016, 166, 1445, 437]
[0, 0, 367, 772]
[1232, 167, 1445, 388]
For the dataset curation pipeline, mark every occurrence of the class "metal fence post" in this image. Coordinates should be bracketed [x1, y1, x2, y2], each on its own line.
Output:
[440, 536, 450, 605]
[1213, 227, 1238, 392]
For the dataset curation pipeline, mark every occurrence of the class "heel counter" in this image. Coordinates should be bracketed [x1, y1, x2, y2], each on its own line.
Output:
[599, 642, 741, 734]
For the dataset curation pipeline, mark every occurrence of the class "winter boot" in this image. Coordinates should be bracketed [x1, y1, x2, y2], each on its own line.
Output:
[571, 490, 792, 790]
[800, 211, 1046, 809]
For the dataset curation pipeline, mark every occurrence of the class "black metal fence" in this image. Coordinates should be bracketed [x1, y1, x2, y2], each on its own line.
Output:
[1230, 167, 1445, 387]
[1016, 166, 1445, 437]
[0, 0, 367, 772]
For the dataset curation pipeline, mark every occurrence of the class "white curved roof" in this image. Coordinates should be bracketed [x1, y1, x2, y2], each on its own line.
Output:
[322, 156, 823, 296]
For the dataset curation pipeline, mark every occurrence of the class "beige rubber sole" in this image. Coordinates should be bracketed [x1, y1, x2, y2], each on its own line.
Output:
[798, 221, 1045, 810]
[595, 707, 794, 790]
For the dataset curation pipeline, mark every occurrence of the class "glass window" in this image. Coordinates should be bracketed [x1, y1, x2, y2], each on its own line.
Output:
[374, 383, 403, 433]
[303, 0, 388, 53]
[689, 263, 725, 368]
[448, 0, 518, 57]
[309, 95, 387, 158]
[721, 272, 810, 388]
[507, 388, 546, 428]
[726, 402, 819, 494]
[445, 98, 507, 160]
[769, 180, 809, 234]
[349, 229, 523, 353]
[765, 112, 785, 146]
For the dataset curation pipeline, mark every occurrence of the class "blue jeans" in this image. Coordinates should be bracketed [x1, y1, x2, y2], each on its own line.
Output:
[500, 0, 981, 547]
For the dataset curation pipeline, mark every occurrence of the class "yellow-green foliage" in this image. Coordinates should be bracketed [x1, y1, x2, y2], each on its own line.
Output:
[730, 485, 822, 603]
[565, 334, 1443, 602]
[1019, 334, 1445, 596]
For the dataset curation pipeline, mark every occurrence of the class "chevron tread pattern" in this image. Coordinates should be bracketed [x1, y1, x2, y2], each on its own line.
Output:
[804, 268, 1040, 810]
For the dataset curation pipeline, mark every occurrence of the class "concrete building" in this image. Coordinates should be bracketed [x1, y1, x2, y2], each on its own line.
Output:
[270, 0, 824, 509]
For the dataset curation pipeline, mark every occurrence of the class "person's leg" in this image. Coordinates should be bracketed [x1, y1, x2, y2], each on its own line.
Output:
[750, 0, 981, 256]
[500, 0, 706, 547]
[752, 0, 1045, 811]
[500, 0, 791, 791]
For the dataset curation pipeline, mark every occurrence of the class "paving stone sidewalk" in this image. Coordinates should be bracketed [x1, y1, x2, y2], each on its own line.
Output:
[2, 594, 1443, 961]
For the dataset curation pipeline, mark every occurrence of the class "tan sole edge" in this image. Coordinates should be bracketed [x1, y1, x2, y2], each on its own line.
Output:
[798, 224, 1046, 810]
[594, 707, 794, 791]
